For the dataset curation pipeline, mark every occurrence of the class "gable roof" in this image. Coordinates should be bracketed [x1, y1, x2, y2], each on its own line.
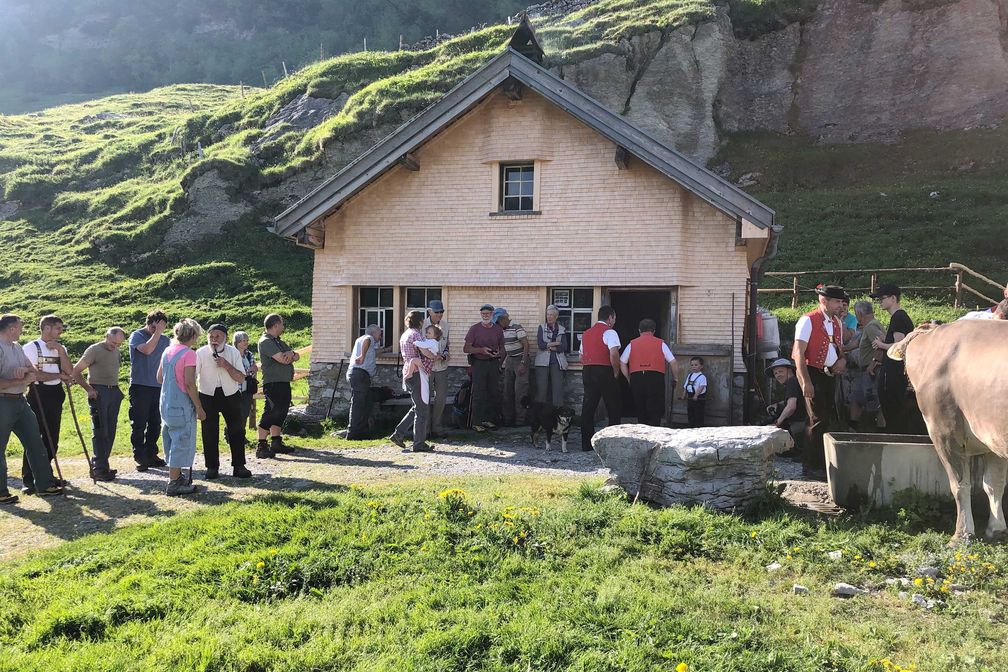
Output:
[272, 48, 775, 239]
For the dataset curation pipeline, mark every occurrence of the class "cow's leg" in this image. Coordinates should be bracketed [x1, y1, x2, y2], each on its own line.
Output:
[938, 450, 975, 544]
[981, 453, 1008, 540]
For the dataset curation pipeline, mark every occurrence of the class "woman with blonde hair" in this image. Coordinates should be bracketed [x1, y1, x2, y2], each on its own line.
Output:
[534, 304, 569, 407]
[156, 318, 205, 496]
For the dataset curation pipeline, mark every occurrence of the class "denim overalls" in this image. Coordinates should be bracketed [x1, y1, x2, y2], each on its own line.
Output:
[160, 347, 196, 468]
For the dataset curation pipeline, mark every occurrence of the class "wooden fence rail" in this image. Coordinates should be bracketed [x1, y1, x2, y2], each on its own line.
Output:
[759, 263, 1004, 309]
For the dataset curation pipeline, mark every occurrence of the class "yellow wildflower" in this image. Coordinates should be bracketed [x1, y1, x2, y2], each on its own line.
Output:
[676, 663, 688, 672]
[913, 578, 923, 586]
[256, 561, 265, 569]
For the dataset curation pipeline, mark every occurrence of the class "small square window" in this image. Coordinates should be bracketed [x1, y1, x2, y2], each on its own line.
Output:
[358, 286, 394, 348]
[500, 163, 534, 212]
[550, 287, 594, 353]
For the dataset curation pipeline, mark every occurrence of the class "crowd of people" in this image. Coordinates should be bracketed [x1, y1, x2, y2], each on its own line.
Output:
[0, 310, 300, 503]
[346, 300, 700, 453]
[766, 283, 1008, 478]
[3, 283, 1005, 504]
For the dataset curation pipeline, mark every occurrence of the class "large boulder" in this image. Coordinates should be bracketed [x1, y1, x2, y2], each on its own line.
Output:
[592, 424, 793, 511]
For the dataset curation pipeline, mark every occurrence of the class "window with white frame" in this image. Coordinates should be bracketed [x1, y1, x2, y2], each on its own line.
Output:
[358, 286, 394, 348]
[550, 287, 594, 354]
[499, 163, 534, 212]
[405, 287, 442, 313]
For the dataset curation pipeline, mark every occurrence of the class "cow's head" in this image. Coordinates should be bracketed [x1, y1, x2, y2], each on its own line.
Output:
[886, 322, 938, 361]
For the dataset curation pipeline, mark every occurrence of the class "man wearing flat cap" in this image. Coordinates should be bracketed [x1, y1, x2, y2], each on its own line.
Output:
[463, 303, 504, 432]
[195, 324, 251, 479]
[792, 285, 848, 477]
[869, 283, 914, 433]
[423, 300, 450, 437]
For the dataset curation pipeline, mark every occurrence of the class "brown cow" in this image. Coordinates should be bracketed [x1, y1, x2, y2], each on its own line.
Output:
[889, 320, 1008, 543]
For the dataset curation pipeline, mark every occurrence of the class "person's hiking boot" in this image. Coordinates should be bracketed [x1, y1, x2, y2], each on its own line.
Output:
[166, 476, 198, 497]
[232, 465, 252, 479]
[148, 456, 167, 468]
[0, 492, 19, 505]
[205, 468, 220, 480]
[255, 439, 274, 459]
[481, 421, 498, 430]
[36, 485, 64, 497]
[135, 460, 150, 472]
[20, 484, 34, 495]
[92, 470, 116, 482]
[388, 434, 407, 449]
[271, 437, 294, 454]
[411, 443, 435, 453]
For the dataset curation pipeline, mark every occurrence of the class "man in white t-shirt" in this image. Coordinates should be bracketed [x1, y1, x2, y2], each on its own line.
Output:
[22, 315, 73, 493]
[195, 324, 251, 479]
[579, 305, 622, 450]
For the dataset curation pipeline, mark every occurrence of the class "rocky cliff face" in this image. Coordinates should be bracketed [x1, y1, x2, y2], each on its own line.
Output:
[557, 0, 1008, 162]
[173, 0, 1008, 243]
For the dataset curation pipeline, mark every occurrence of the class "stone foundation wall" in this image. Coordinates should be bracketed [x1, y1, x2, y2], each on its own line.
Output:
[307, 358, 745, 425]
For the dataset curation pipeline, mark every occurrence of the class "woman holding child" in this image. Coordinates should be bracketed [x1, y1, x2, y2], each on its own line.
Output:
[388, 310, 438, 453]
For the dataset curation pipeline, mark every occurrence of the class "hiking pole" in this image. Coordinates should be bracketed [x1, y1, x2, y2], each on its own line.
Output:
[64, 381, 97, 484]
[29, 383, 68, 496]
[325, 359, 346, 419]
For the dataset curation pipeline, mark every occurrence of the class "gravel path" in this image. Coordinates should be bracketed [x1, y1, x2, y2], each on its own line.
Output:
[0, 427, 830, 561]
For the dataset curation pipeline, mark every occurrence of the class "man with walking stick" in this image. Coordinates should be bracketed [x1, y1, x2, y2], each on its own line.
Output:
[72, 327, 128, 481]
[0, 314, 64, 503]
[22, 314, 73, 493]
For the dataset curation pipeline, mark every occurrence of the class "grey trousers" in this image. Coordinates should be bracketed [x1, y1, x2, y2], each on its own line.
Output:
[535, 360, 565, 407]
[90, 385, 123, 473]
[346, 369, 372, 439]
[429, 368, 449, 434]
[502, 356, 529, 425]
[393, 372, 428, 450]
[0, 396, 55, 493]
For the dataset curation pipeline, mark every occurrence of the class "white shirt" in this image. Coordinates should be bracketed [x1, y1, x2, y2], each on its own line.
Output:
[959, 309, 994, 320]
[195, 343, 244, 396]
[794, 310, 839, 367]
[579, 322, 621, 355]
[24, 339, 62, 386]
[619, 341, 676, 364]
[684, 372, 707, 394]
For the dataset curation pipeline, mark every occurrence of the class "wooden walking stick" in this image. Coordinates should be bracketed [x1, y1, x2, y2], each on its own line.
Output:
[29, 383, 68, 495]
[64, 381, 97, 484]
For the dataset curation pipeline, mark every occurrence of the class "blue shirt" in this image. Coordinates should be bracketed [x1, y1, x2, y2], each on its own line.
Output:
[843, 313, 858, 330]
[129, 328, 170, 387]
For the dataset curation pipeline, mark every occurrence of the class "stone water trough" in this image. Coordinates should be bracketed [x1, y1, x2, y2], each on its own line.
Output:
[824, 433, 955, 508]
[591, 425, 793, 511]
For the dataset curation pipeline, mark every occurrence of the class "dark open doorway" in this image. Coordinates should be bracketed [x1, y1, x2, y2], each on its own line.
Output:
[607, 290, 672, 421]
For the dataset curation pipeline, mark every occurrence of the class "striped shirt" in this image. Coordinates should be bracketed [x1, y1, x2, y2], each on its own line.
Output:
[502, 323, 527, 358]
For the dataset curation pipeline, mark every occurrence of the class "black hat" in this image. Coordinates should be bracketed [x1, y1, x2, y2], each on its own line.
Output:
[869, 283, 901, 300]
[480, 303, 494, 312]
[208, 323, 228, 334]
[815, 285, 849, 300]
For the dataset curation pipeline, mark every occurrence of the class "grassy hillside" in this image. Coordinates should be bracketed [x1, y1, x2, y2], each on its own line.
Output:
[0, 0, 529, 114]
[1, 0, 1003, 357]
[1, 478, 1006, 670]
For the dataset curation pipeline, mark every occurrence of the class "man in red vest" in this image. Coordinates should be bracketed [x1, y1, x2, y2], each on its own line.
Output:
[619, 318, 676, 426]
[793, 284, 848, 478]
[579, 305, 622, 451]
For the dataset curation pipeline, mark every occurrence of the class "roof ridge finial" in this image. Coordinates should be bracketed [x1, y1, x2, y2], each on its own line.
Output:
[508, 12, 544, 64]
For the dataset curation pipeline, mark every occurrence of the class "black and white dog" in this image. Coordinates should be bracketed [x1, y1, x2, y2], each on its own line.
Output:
[521, 396, 575, 453]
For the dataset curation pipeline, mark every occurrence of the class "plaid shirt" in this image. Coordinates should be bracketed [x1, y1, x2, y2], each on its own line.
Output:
[400, 328, 434, 376]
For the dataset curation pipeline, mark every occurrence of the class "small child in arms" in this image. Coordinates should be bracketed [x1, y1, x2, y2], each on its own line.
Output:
[403, 324, 443, 403]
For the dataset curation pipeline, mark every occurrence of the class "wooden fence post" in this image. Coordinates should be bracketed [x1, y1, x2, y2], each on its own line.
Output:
[791, 275, 798, 309]
[869, 272, 877, 296]
[954, 270, 963, 308]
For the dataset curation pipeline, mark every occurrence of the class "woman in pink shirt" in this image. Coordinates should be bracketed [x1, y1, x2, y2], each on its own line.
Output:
[156, 319, 205, 496]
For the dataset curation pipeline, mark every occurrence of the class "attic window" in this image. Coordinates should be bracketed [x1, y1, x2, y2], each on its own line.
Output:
[499, 164, 534, 212]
